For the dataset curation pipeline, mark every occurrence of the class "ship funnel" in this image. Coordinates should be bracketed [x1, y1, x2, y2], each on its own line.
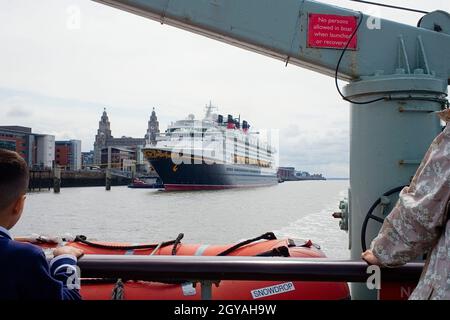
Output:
[227, 114, 235, 129]
[242, 120, 250, 133]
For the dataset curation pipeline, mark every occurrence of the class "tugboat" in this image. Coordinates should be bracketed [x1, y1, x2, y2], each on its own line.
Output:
[128, 177, 164, 189]
[143, 103, 278, 191]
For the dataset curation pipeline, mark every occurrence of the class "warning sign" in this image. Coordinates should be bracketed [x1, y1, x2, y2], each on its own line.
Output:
[307, 14, 358, 50]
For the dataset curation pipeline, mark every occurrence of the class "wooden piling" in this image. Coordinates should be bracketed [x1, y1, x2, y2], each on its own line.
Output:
[53, 167, 61, 193]
[105, 169, 112, 191]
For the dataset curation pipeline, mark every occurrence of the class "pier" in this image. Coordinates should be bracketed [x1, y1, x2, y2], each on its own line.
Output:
[28, 169, 52, 191]
[28, 168, 132, 191]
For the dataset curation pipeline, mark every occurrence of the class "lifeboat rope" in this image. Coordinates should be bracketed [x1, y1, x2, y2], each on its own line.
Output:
[73, 232, 295, 258]
[149, 242, 163, 256]
[73, 235, 178, 251]
[217, 232, 277, 256]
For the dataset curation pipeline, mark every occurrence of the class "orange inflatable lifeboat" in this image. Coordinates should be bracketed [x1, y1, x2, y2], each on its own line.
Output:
[20, 232, 350, 300]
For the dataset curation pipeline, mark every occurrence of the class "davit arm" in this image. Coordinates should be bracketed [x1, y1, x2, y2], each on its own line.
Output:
[93, 0, 450, 84]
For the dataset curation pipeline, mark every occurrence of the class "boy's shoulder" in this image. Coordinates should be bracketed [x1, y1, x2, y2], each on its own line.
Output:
[2, 239, 45, 261]
[0, 240, 47, 278]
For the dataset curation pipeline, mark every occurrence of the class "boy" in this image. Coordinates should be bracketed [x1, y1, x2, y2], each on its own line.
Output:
[0, 149, 83, 300]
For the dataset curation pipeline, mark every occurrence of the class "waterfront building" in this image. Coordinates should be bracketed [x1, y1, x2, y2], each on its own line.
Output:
[277, 166, 325, 181]
[277, 167, 296, 181]
[100, 147, 136, 170]
[0, 126, 55, 169]
[81, 151, 95, 167]
[295, 171, 309, 178]
[295, 171, 325, 180]
[35, 135, 55, 169]
[55, 140, 82, 170]
[93, 108, 160, 167]
[0, 126, 31, 162]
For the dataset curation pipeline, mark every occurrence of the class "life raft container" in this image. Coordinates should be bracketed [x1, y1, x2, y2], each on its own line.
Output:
[20, 232, 350, 300]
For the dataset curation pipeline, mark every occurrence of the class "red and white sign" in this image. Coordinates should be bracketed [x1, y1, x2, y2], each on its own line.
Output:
[307, 14, 358, 50]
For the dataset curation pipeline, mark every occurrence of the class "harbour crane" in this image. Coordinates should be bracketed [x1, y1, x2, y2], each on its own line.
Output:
[92, 0, 450, 299]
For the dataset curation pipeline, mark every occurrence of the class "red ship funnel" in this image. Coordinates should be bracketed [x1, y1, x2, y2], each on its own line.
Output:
[227, 114, 235, 129]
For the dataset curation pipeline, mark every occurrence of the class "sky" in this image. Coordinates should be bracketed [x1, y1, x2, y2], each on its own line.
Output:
[0, 0, 448, 177]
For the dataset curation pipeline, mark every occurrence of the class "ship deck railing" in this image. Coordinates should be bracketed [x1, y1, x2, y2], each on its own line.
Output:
[76, 255, 424, 300]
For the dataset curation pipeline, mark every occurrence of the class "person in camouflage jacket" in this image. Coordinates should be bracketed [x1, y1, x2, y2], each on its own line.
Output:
[362, 109, 450, 300]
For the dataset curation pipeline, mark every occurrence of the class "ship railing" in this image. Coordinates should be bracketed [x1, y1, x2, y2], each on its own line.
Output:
[76, 255, 424, 300]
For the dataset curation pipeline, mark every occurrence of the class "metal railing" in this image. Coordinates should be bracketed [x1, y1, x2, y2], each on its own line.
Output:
[76, 255, 424, 299]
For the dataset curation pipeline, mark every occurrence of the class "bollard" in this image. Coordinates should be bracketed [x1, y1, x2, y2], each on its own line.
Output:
[53, 167, 61, 193]
[105, 169, 112, 191]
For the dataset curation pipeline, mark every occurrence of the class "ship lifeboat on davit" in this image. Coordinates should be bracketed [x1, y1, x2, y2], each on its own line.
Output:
[21, 232, 350, 300]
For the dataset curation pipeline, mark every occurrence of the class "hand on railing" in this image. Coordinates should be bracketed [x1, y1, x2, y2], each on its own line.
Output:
[361, 249, 382, 266]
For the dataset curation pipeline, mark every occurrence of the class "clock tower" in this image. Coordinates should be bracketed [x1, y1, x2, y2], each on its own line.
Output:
[145, 108, 160, 145]
[94, 108, 113, 165]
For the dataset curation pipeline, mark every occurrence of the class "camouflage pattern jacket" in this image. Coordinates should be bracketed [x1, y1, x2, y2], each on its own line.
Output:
[370, 110, 450, 300]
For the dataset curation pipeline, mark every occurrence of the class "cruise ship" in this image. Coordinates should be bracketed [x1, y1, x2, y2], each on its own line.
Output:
[142, 103, 278, 190]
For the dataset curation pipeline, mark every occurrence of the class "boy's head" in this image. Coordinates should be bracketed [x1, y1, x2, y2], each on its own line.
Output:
[0, 149, 29, 229]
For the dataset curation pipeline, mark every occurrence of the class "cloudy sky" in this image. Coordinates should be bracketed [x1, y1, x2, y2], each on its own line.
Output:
[0, 0, 448, 177]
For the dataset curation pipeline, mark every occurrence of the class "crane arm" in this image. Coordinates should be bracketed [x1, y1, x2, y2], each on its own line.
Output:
[94, 0, 450, 83]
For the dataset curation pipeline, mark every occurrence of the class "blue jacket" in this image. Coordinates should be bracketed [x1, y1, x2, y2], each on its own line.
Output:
[0, 227, 81, 300]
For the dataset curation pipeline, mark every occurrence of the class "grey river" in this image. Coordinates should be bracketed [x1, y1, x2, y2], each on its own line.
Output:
[14, 180, 350, 259]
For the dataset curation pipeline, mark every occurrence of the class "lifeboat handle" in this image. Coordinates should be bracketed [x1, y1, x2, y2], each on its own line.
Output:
[171, 233, 184, 255]
[217, 232, 277, 256]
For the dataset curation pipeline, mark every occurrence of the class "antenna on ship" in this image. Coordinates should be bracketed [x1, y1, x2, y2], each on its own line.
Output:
[204, 100, 218, 119]
[205, 101, 212, 118]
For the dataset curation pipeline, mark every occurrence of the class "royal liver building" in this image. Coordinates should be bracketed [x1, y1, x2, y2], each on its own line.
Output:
[93, 108, 160, 165]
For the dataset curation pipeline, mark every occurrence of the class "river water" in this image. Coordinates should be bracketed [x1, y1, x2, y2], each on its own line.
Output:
[13, 180, 350, 259]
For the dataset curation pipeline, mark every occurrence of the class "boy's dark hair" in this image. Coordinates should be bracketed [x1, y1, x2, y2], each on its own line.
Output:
[0, 149, 29, 210]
